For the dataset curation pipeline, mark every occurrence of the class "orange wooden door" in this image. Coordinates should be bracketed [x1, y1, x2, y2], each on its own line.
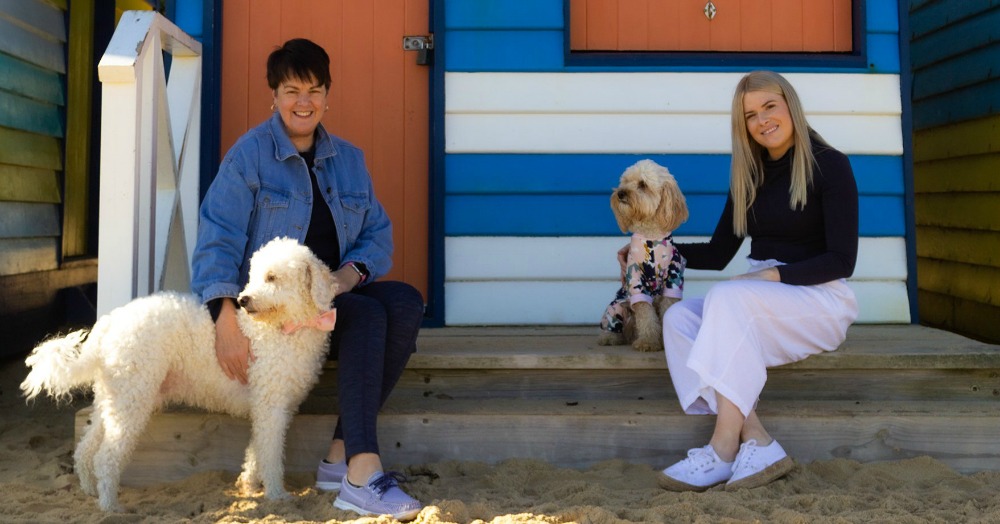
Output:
[219, 0, 430, 300]
[570, 0, 853, 52]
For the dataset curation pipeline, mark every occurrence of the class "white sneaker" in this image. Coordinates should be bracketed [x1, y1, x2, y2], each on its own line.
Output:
[657, 444, 734, 492]
[726, 438, 795, 490]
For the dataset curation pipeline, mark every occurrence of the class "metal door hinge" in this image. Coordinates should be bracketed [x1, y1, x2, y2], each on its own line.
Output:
[403, 35, 434, 66]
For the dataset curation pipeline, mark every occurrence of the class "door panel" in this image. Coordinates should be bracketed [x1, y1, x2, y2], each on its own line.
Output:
[220, 0, 430, 300]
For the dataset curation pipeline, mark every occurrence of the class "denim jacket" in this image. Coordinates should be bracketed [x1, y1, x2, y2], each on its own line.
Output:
[191, 111, 393, 303]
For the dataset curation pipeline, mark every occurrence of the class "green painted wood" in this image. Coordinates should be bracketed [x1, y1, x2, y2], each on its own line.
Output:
[912, 41, 1000, 101]
[0, 202, 60, 237]
[43, 0, 67, 10]
[0, 128, 62, 170]
[0, 165, 61, 203]
[0, 16, 66, 73]
[917, 226, 1000, 268]
[913, 114, 1000, 162]
[914, 154, 1000, 193]
[0, 53, 65, 105]
[918, 257, 1000, 308]
[63, 0, 95, 257]
[0, 89, 64, 137]
[0, 0, 67, 41]
[915, 193, 1000, 231]
[910, 7, 1000, 71]
[909, 1, 997, 40]
[919, 290, 1000, 344]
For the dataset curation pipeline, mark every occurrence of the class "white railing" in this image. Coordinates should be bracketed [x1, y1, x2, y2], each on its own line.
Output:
[96, 11, 201, 316]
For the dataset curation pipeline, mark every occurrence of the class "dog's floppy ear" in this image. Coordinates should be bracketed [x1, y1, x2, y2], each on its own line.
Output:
[306, 257, 337, 310]
[655, 169, 689, 233]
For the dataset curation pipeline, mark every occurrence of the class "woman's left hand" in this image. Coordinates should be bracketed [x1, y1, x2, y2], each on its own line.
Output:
[331, 266, 363, 297]
[730, 267, 781, 282]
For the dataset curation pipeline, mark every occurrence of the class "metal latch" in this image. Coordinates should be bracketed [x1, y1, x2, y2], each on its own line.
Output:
[403, 35, 434, 66]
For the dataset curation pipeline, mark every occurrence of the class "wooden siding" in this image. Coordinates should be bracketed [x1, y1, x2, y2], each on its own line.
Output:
[569, 0, 854, 52]
[912, 114, 1000, 342]
[62, 0, 97, 257]
[910, 1, 1000, 342]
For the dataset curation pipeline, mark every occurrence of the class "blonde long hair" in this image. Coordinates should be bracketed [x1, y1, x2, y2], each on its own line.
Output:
[729, 71, 829, 236]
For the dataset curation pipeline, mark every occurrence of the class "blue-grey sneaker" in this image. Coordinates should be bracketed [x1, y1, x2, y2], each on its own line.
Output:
[315, 460, 347, 491]
[333, 471, 422, 521]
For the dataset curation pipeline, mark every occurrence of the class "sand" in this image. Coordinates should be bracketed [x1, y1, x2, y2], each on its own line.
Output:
[3, 353, 1000, 524]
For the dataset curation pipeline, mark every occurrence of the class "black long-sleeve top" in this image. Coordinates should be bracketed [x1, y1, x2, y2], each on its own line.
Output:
[678, 140, 859, 286]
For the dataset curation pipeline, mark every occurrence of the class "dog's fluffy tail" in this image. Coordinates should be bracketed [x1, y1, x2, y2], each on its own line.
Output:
[20, 329, 96, 404]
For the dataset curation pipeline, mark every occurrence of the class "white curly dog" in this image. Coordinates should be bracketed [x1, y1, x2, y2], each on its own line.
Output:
[21, 237, 337, 512]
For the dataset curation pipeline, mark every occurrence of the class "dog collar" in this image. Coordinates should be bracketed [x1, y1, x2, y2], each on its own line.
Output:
[282, 308, 337, 334]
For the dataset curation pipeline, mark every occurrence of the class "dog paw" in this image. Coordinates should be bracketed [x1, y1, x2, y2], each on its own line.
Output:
[264, 488, 291, 500]
[632, 338, 663, 352]
[597, 332, 627, 346]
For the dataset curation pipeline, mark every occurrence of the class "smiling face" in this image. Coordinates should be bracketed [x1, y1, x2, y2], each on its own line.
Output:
[742, 90, 795, 160]
[273, 76, 328, 152]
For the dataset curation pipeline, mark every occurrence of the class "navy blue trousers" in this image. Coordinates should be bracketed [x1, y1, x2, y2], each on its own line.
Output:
[327, 280, 423, 460]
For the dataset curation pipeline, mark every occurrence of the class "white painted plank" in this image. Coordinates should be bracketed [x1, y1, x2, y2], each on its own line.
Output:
[0, 0, 66, 41]
[0, 237, 57, 275]
[445, 280, 910, 325]
[445, 113, 903, 155]
[446, 73, 902, 115]
[446, 236, 908, 281]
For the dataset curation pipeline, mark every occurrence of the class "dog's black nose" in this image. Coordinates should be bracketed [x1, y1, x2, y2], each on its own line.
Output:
[237, 295, 250, 308]
[617, 190, 628, 201]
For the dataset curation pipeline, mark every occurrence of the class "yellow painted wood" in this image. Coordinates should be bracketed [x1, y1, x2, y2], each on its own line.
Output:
[0, 128, 62, 170]
[63, 0, 95, 257]
[915, 193, 1000, 231]
[914, 153, 1000, 193]
[913, 113, 1000, 163]
[917, 226, 1000, 268]
[0, 165, 61, 203]
[919, 290, 1000, 344]
[917, 257, 1000, 307]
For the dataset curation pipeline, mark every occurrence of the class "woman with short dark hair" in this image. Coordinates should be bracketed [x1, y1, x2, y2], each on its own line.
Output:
[192, 38, 423, 520]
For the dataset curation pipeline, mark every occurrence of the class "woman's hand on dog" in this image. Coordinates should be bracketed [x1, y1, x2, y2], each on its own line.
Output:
[215, 298, 254, 384]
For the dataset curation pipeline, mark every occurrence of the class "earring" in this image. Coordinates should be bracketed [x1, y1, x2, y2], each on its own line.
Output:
[270, 103, 275, 111]
[325, 105, 329, 110]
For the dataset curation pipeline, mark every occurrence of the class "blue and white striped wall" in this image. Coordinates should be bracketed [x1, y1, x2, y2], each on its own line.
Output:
[440, 0, 910, 325]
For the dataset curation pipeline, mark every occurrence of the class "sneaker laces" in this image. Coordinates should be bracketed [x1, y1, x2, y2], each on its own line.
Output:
[732, 439, 760, 473]
[368, 471, 408, 498]
[680, 445, 720, 473]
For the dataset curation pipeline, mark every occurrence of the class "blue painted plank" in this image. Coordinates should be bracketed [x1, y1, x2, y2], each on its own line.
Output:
[445, 30, 565, 71]
[909, 2, 999, 40]
[910, 7, 1000, 71]
[866, 33, 900, 74]
[445, 194, 904, 236]
[0, 16, 65, 73]
[912, 42, 1000, 101]
[0, 89, 63, 137]
[446, 154, 904, 196]
[867, 0, 900, 33]
[174, 0, 203, 38]
[912, 76, 1000, 130]
[446, 0, 563, 29]
[0, 0, 66, 41]
[0, 52, 64, 105]
[445, 29, 898, 73]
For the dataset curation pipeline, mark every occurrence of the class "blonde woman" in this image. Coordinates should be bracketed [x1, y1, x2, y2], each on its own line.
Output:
[657, 71, 859, 491]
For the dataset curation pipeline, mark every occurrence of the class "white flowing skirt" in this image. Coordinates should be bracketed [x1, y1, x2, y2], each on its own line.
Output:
[662, 258, 858, 417]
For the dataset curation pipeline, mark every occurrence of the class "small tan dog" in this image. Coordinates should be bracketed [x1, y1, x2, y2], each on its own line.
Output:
[599, 159, 688, 351]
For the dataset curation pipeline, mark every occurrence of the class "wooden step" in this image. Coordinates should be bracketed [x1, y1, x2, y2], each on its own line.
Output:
[73, 324, 1000, 486]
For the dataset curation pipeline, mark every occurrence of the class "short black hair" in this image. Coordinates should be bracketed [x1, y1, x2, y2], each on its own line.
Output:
[266, 38, 331, 90]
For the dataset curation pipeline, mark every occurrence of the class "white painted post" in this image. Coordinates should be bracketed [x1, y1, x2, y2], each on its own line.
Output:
[96, 11, 202, 316]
